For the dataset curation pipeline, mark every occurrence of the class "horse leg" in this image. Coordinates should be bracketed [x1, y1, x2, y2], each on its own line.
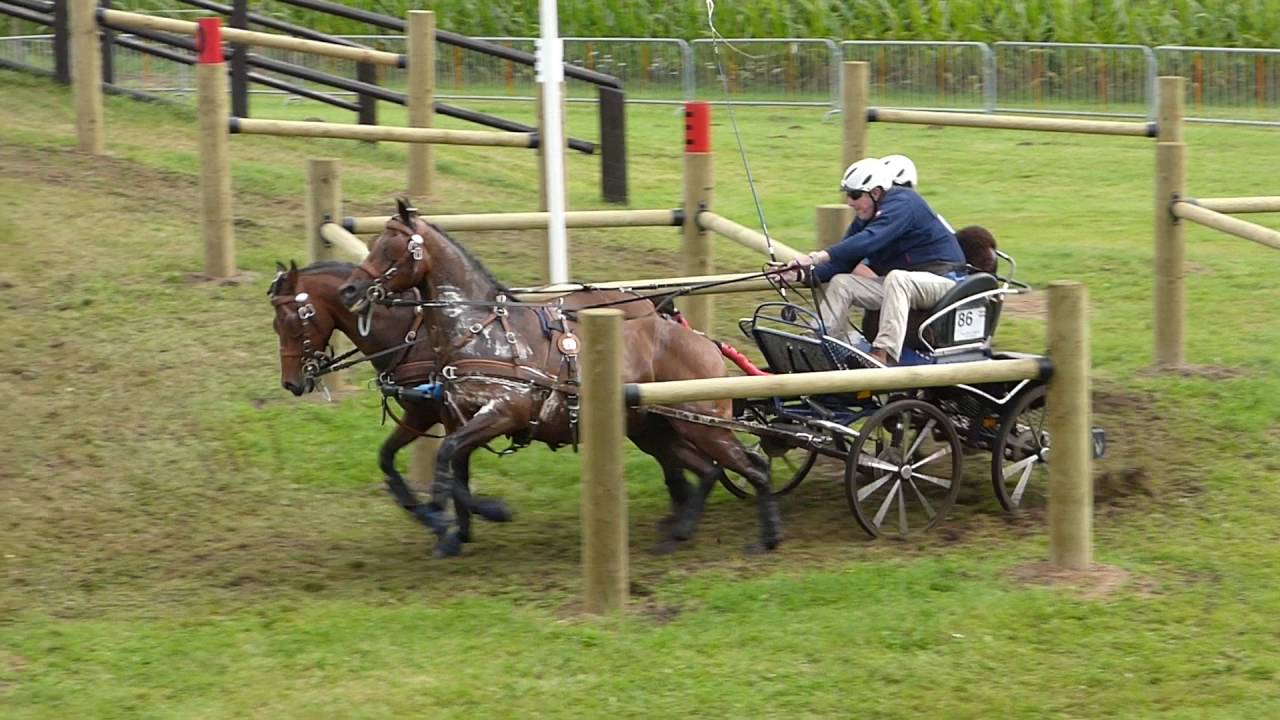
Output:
[424, 403, 523, 558]
[448, 444, 514, 545]
[675, 420, 782, 552]
[629, 421, 692, 527]
[381, 403, 472, 536]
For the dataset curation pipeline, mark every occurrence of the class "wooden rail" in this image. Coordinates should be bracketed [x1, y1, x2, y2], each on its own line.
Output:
[230, 118, 532, 147]
[343, 209, 680, 234]
[1172, 201, 1280, 251]
[98, 8, 403, 66]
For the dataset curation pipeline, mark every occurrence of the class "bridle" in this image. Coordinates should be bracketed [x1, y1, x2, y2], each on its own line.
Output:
[271, 291, 337, 383]
[356, 216, 431, 318]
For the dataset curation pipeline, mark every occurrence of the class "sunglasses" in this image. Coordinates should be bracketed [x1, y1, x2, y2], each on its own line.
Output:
[845, 189, 867, 200]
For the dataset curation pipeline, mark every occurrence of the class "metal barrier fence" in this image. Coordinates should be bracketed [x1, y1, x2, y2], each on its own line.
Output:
[0, 33, 55, 72]
[841, 40, 993, 112]
[3, 30, 1279, 126]
[994, 42, 1156, 120]
[690, 38, 839, 107]
[1155, 46, 1280, 126]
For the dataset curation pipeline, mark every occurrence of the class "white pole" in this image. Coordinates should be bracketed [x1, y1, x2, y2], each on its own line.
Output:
[537, 0, 569, 283]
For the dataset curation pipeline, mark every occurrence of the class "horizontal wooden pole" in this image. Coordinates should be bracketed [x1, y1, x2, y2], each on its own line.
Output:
[1191, 196, 1280, 214]
[870, 107, 1156, 138]
[99, 8, 402, 66]
[345, 208, 680, 234]
[231, 118, 531, 147]
[696, 211, 803, 261]
[511, 272, 780, 301]
[626, 357, 1048, 406]
[1172, 201, 1280, 251]
[319, 222, 369, 262]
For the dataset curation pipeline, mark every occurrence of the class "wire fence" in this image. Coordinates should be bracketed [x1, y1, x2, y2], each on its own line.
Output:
[3, 30, 1279, 126]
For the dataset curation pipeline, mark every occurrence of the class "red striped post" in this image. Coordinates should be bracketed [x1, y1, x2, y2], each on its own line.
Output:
[682, 102, 713, 332]
[197, 17, 234, 277]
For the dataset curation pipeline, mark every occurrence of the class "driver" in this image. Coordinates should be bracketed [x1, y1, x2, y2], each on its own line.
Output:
[784, 157, 964, 366]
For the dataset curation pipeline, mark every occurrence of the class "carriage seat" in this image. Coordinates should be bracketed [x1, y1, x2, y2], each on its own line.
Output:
[751, 325, 882, 373]
[862, 272, 1004, 358]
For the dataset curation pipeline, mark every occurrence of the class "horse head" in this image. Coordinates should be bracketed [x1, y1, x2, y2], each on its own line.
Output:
[268, 260, 338, 396]
[339, 198, 433, 314]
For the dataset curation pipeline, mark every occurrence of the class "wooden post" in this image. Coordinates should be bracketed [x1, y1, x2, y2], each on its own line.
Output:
[70, 0, 104, 155]
[1155, 76, 1186, 367]
[536, 81, 570, 284]
[304, 158, 354, 391]
[842, 61, 869, 200]
[682, 102, 713, 333]
[407, 10, 435, 199]
[580, 309, 627, 615]
[305, 159, 341, 263]
[196, 17, 234, 278]
[816, 204, 853, 249]
[1158, 75, 1185, 143]
[1047, 281, 1092, 570]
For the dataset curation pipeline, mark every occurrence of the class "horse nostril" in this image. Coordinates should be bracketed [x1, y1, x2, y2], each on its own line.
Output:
[338, 284, 355, 302]
[283, 380, 303, 396]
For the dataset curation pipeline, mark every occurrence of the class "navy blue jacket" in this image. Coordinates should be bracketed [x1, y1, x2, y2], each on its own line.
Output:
[814, 188, 963, 282]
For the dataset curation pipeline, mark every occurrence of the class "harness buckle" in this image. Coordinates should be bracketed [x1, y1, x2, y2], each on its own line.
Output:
[468, 322, 484, 335]
[298, 304, 316, 320]
[442, 365, 458, 380]
[506, 331, 518, 345]
[405, 330, 417, 343]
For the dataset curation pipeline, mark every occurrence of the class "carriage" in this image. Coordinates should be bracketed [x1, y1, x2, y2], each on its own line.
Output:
[666, 251, 1106, 538]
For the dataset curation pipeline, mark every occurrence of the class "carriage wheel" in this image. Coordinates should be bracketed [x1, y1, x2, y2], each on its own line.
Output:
[719, 434, 817, 499]
[990, 385, 1049, 512]
[845, 399, 962, 538]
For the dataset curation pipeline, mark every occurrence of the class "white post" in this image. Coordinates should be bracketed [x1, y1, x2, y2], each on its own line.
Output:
[537, 0, 568, 283]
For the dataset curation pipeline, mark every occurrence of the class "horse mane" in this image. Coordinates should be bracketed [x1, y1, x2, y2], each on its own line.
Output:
[268, 261, 357, 296]
[425, 222, 510, 294]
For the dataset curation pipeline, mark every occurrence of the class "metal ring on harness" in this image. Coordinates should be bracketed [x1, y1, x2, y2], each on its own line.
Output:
[468, 322, 484, 334]
[441, 365, 458, 380]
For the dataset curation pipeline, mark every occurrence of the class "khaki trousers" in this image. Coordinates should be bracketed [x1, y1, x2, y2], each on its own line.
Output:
[819, 270, 956, 360]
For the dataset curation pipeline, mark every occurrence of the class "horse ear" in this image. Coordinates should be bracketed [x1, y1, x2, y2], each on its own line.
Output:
[397, 197, 413, 227]
[276, 261, 287, 273]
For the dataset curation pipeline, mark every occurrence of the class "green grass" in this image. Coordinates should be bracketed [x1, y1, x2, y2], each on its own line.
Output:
[3, 68, 1280, 718]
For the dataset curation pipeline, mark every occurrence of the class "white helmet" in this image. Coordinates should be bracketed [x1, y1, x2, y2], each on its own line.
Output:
[881, 154, 918, 188]
[840, 157, 894, 195]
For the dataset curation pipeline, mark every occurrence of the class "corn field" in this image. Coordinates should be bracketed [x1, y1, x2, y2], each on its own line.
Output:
[103, 0, 1280, 48]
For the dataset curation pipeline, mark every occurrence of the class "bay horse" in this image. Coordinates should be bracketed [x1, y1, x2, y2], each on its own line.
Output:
[336, 201, 780, 558]
[268, 260, 513, 543]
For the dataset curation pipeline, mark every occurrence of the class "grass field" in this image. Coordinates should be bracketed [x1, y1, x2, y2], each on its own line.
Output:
[2, 69, 1280, 718]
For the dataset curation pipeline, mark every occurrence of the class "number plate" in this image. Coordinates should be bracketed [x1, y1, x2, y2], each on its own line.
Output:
[953, 307, 986, 341]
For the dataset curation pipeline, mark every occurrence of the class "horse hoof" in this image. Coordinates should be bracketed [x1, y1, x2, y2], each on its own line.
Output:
[433, 533, 464, 558]
[471, 497, 513, 523]
[669, 521, 695, 542]
[655, 514, 678, 533]
[745, 539, 780, 555]
[649, 538, 681, 556]
[412, 505, 451, 536]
